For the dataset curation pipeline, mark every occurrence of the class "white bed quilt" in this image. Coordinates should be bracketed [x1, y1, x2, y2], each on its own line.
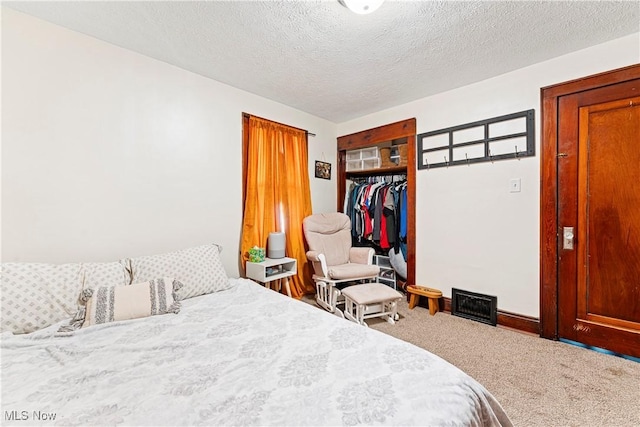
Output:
[1, 278, 512, 426]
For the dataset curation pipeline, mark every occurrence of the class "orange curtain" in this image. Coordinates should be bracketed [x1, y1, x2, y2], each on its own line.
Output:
[241, 116, 314, 298]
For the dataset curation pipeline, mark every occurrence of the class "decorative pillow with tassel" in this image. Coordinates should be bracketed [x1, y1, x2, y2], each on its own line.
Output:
[58, 278, 182, 332]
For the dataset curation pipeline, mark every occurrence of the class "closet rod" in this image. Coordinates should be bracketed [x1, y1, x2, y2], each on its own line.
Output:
[350, 174, 406, 183]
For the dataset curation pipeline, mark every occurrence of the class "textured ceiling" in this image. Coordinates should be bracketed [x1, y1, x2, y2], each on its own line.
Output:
[4, 1, 639, 123]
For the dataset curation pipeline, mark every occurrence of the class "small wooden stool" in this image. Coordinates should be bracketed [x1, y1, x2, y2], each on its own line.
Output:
[407, 285, 442, 315]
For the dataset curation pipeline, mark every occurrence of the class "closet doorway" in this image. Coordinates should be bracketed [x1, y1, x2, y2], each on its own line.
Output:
[540, 64, 640, 358]
[337, 119, 416, 287]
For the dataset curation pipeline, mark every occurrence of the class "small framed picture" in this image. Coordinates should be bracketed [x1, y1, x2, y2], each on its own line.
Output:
[315, 161, 331, 180]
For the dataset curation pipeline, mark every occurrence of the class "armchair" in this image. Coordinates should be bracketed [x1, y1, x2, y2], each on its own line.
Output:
[302, 213, 380, 314]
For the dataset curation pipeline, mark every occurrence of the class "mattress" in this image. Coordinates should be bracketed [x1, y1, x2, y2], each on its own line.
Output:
[1, 278, 512, 426]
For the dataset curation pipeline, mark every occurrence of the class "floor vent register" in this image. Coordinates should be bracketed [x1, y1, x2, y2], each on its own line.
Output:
[451, 288, 497, 326]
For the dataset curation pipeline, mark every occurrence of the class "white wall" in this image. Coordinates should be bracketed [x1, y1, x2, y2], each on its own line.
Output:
[3, 7, 638, 317]
[1, 8, 338, 276]
[338, 33, 640, 317]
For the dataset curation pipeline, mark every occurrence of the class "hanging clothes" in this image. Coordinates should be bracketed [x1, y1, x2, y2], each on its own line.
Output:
[343, 176, 407, 258]
[397, 182, 408, 260]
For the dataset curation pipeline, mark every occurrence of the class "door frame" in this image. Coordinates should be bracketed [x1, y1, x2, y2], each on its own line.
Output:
[336, 119, 416, 288]
[539, 63, 640, 340]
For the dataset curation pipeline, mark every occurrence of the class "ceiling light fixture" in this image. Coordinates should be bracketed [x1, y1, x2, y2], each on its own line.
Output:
[339, 0, 385, 15]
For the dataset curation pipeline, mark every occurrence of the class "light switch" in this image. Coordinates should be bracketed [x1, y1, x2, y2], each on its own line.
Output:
[509, 178, 521, 193]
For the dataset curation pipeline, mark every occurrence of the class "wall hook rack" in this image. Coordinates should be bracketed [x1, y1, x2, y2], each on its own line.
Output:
[417, 109, 535, 170]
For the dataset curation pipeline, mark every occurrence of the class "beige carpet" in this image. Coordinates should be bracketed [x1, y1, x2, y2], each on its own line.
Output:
[303, 295, 640, 426]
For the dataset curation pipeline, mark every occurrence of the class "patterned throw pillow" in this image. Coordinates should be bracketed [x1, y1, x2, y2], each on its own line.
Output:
[82, 260, 131, 291]
[59, 278, 182, 332]
[128, 244, 231, 300]
[0, 263, 84, 334]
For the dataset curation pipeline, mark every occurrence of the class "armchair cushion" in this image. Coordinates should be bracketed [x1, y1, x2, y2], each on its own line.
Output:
[303, 213, 352, 266]
[349, 247, 374, 265]
[305, 250, 322, 262]
[326, 263, 380, 281]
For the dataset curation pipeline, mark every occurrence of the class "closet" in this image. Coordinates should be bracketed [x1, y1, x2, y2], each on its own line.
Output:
[337, 119, 416, 289]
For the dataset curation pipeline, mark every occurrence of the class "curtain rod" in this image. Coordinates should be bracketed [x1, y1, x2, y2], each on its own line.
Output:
[244, 113, 315, 138]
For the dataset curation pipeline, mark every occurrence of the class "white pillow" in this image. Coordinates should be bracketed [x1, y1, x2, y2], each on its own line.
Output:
[1, 260, 131, 334]
[58, 278, 182, 332]
[128, 244, 231, 300]
[82, 260, 131, 290]
[83, 278, 182, 327]
[1, 263, 84, 334]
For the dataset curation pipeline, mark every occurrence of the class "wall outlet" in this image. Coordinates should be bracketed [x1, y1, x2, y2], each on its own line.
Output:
[509, 178, 521, 193]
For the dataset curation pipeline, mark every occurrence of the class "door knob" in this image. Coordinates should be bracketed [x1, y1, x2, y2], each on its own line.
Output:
[563, 227, 574, 250]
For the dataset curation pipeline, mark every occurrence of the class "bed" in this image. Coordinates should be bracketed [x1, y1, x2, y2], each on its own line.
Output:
[1, 276, 512, 426]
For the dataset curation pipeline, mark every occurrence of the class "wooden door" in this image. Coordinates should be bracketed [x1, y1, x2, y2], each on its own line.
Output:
[542, 66, 640, 358]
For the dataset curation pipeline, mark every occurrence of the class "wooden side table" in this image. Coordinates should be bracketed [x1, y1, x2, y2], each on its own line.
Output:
[406, 285, 443, 315]
[245, 257, 297, 298]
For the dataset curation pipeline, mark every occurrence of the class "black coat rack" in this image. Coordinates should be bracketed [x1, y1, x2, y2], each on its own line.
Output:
[417, 110, 535, 170]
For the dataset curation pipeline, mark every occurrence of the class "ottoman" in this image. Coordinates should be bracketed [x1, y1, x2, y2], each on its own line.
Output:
[341, 282, 403, 326]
